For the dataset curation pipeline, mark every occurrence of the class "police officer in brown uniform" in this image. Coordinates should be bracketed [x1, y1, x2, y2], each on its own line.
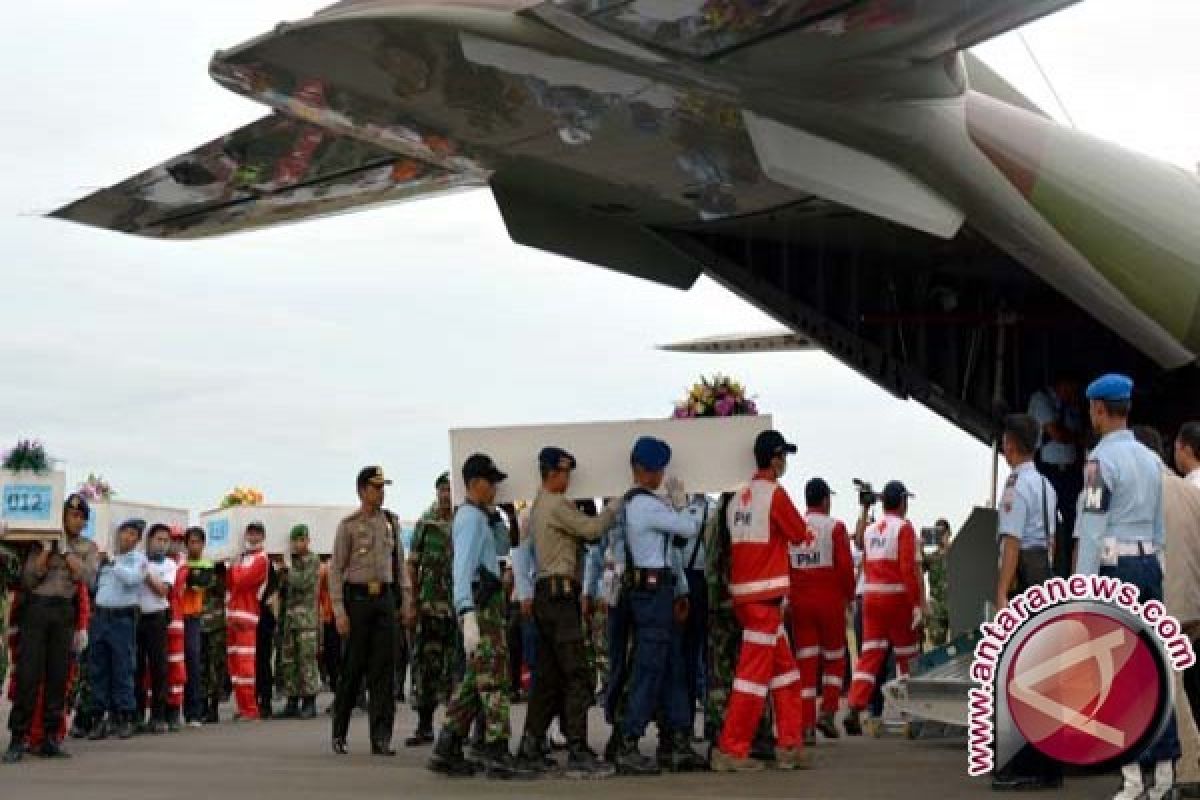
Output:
[329, 467, 415, 756]
[4, 494, 99, 762]
[515, 447, 618, 778]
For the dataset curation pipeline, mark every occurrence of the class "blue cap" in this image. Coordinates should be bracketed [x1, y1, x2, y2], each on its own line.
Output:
[882, 481, 914, 507]
[538, 447, 576, 471]
[630, 437, 672, 471]
[1086, 373, 1133, 401]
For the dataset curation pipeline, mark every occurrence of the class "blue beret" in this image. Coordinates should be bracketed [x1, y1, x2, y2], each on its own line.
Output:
[538, 447, 576, 471]
[631, 437, 672, 471]
[1086, 374, 1133, 401]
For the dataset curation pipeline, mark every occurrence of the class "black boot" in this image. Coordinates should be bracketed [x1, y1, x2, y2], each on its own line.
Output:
[665, 730, 704, 773]
[69, 712, 90, 739]
[277, 697, 300, 719]
[88, 714, 110, 741]
[258, 698, 273, 720]
[428, 729, 476, 776]
[116, 712, 136, 740]
[39, 738, 71, 759]
[2, 737, 26, 765]
[166, 708, 182, 733]
[405, 707, 436, 747]
[603, 732, 620, 764]
[515, 732, 554, 772]
[615, 734, 660, 776]
[483, 739, 537, 780]
[566, 739, 616, 779]
[299, 696, 317, 720]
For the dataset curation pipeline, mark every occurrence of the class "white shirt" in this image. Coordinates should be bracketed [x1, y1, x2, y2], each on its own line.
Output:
[138, 556, 178, 614]
[1187, 469, 1200, 490]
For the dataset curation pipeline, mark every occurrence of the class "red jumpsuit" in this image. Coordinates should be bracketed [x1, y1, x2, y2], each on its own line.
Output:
[790, 510, 855, 728]
[717, 472, 810, 759]
[225, 549, 268, 719]
[165, 551, 187, 715]
[848, 513, 921, 711]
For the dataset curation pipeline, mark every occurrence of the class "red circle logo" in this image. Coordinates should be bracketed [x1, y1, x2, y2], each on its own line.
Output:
[1005, 610, 1161, 766]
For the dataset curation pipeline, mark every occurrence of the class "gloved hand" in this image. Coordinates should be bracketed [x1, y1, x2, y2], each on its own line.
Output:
[462, 611, 481, 657]
[73, 630, 88, 655]
[911, 605, 923, 631]
[665, 477, 686, 511]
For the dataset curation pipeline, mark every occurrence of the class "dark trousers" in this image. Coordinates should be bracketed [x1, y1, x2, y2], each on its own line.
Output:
[853, 596, 889, 717]
[136, 610, 169, 720]
[525, 584, 591, 743]
[622, 583, 687, 738]
[683, 568, 708, 714]
[332, 588, 396, 744]
[183, 617, 204, 722]
[395, 626, 409, 699]
[1039, 461, 1082, 578]
[604, 592, 633, 724]
[9, 597, 74, 738]
[256, 608, 275, 708]
[88, 608, 138, 716]
[506, 604, 525, 693]
[322, 621, 342, 693]
[1100, 555, 1181, 766]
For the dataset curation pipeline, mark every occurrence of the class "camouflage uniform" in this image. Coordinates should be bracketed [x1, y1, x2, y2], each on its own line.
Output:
[410, 504, 457, 712]
[588, 600, 609, 694]
[0, 543, 20, 690]
[202, 569, 228, 710]
[924, 549, 950, 647]
[442, 591, 511, 743]
[279, 553, 320, 698]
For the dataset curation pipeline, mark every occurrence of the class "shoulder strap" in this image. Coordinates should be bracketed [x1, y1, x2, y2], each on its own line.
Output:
[686, 503, 708, 571]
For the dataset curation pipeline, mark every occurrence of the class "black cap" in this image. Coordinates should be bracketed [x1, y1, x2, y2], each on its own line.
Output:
[882, 481, 914, 507]
[462, 453, 507, 485]
[804, 478, 835, 507]
[245, 521, 266, 534]
[64, 493, 91, 521]
[754, 430, 797, 462]
[538, 447, 577, 471]
[435, 471, 450, 488]
[357, 466, 392, 490]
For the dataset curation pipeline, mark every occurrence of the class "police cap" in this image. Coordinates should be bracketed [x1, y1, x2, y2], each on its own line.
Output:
[630, 437, 672, 472]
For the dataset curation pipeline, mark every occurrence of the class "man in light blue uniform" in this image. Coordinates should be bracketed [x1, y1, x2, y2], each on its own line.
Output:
[1074, 374, 1177, 800]
[992, 414, 1063, 793]
[612, 436, 703, 775]
[583, 515, 636, 759]
[679, 497, 710, 727]
[429, 453, 532, 780]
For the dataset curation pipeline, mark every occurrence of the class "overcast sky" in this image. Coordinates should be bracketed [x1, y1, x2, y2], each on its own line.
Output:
[1, 1, 1197, 528]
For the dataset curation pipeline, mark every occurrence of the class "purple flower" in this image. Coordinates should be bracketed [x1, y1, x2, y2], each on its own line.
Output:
[715, 396, 736, 417]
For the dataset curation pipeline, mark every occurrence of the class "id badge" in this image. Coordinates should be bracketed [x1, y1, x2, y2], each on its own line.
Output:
[367, 581, 382, 596]
[1100, 537, 1119, 567]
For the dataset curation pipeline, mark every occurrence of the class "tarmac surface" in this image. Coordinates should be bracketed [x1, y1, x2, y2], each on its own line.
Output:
[1, 697, 1115, 800]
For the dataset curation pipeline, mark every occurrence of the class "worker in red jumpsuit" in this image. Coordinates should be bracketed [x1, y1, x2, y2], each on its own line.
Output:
[790, 477, 855, 744]
[712, 430, 811, 772]
[164, 526, 188, 730]
[226, 522, 269, 721]
[845, 481, 922, 735]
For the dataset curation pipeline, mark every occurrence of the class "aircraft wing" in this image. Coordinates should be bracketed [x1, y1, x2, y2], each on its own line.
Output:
[51, 113, 484, 239]
[657, 331, 817, 353]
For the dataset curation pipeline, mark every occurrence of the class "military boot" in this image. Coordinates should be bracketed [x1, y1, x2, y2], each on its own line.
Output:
[299, 696, 317, 720]
[565, 739, 616, 779]
[614, 735, 660, 776]
[277, 697, 300, 719]
[87, 714, 110, 741]
[204, 699, 219, 724]
[428, 729, 477, 777]
[69, 712, 91, 739]
[483, 739, 538, 780]
[166, 708, 182, 733]
[515, 732, 554, 772]
[405, 707, 436, 747]
[816, 711, 840, 740]
[842, 710, 863, 737]
[115, 712, 136, 740]
[663, 730, 704, 773]
[39, 738, 71, 759]
[603, 731, 620, 764]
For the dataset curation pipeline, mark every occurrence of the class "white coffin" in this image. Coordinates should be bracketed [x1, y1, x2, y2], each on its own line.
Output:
[449, 415, 775, 504]
[0, 469, 67, 538]
[197, 505, 356, 562]
[84, 501, 190, 555]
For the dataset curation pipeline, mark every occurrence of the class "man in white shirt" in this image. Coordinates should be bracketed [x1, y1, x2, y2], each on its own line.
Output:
[1176, 422, 1200, 490]
[1027, 377, 1085, 576]
[136, 524, 178, 734]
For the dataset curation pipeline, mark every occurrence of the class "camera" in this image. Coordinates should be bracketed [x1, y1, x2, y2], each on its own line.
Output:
[853, 479, 880, 509]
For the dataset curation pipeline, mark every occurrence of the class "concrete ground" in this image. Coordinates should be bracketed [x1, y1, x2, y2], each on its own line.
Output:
[0, 697, 1114, 799]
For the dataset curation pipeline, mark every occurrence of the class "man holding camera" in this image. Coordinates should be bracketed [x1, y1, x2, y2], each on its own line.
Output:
[846, 481, 922, 736]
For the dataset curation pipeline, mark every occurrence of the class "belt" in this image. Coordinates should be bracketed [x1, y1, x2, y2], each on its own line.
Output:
[1019, 545, 1049, 553]
[629, 567, 673, 591]
[96, 606, 139, 618]
[27, 594, 74, 606]
[535, 575, 579, 598]
[344, 582, 392, 600]
[1116, 541, 1157, 556]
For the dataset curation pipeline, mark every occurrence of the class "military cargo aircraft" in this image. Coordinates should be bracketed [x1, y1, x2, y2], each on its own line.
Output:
[53, 0, 1200, 442]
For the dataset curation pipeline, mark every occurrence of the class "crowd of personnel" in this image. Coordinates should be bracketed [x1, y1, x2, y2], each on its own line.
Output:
[2, 371, 1199, 799]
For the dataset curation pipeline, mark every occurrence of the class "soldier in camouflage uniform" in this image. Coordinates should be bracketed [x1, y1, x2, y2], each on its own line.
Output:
[705, 493, 775, 763]
[923, 519, 951, 648]
[277, 525, 321, 719]
[405, 473, 457, 746]
[202, 563, 228, 723]
[0, 541, 20, 692]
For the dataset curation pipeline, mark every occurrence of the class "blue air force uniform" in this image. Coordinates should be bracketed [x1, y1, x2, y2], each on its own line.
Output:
[998, 461, 1056, 589]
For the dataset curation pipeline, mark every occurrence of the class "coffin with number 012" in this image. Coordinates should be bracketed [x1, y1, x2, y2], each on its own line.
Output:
[0, 469, 67, 539]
